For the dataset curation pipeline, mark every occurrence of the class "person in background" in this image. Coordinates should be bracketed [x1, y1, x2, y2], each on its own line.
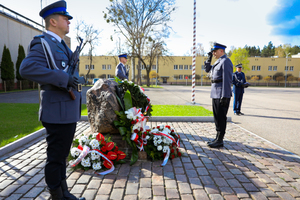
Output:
[204, 42, 233, 148]
[19, 1, 85, 199]
[115, 53, 129, 80]
[232, 64, 246, 115]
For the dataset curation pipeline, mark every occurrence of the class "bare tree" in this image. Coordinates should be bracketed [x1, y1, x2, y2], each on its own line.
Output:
[75, 20, 101, 83]
[104, 0, 176, 85]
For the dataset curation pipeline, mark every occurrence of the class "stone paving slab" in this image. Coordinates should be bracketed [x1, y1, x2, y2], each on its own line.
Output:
[1, 121, 300, 199]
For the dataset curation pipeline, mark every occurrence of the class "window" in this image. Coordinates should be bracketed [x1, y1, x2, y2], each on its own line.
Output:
[102, 65, 106, 70]
[290, 66, 294, 71]
[189, 75, 192, 79]
[107, 65, 111, 70]
[107, 74, 112, 78]
[273, 66, 277, 71]
[152, 65, 156, 70]
[189, 65, 192, 70]
[268, 66, 272, 71]
[85, 65, 89, 70]
[252, 66, 256, 71]
[201, 65, 205, 70]
[174, 65, 178, 70]
[285, 66, 288, 71]
[179, 75, 183, 79]
[179, 65, 183, 70]
[257, 66, 261, 71]
[142, 65, 145, 70]
[184, 65, 188, 70]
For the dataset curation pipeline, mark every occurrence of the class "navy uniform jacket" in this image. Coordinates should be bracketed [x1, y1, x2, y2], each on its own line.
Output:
[20, 32, 81, 124]
[232, 71, 246, 94]
[205, 54, 233, 99]
[115, 63, 128, 80]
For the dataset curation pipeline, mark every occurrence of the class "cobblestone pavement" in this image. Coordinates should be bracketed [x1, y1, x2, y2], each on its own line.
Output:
[1, 121, 300, 200]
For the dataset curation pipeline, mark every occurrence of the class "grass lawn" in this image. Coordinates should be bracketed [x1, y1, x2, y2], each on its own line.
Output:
[0, 103, 212, 147]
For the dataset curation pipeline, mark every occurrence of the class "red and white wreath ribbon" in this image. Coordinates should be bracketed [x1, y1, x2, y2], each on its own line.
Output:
[69, 145, 115, 175]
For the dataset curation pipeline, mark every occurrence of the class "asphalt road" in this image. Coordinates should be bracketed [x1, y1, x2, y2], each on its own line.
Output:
[1, 85, 300, 156]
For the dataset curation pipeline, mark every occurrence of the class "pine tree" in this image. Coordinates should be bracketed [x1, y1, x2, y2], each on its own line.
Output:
[0, 45, 14, 81]
[16, 44, 25, 80]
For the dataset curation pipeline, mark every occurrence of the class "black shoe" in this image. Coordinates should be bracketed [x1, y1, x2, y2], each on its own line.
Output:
[208, 140, 224, 148]
[239, 112, 244, 115]
[234, 112, 240, 115]
[207, 138, 216, 144]
[61, 179, 85, 200]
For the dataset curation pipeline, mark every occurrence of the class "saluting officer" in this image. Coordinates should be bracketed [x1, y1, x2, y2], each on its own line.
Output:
[19, 1, 85, 199]
[232, 64, 246, 115]
[115, 53, 129, 80]
[204, 43, 233, 148]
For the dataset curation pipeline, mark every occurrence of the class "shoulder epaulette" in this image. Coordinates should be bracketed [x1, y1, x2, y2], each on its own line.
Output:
[34, 35, 45, 39]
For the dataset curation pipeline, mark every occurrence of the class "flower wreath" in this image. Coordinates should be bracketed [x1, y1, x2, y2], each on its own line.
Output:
[113, 77, 182, 166]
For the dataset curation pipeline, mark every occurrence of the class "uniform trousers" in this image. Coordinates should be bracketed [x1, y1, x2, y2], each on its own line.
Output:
[233, 91, 243, 113]
[42, 122, 77, 190]
[212, 98, 230, 135]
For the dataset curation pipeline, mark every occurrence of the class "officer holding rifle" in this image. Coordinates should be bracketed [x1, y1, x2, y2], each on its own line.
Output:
[20, 1, 85, 199]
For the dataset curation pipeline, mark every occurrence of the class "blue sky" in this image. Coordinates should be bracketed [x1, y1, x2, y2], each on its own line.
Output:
[1, 0, 299, 55]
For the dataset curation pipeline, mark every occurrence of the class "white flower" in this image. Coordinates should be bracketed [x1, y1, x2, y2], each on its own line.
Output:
[157, 145, 162, 151]
[90, 152, 100, 160]
[92, 162, 102, 170]
[81, 157, 91, 167]
[150, 128, 159, 133]
[157, 139, 162, 144]
[71, 147, 80, 157]
[80, 136, 88, 145]
[163, 146, 169, 153]
[162, 128, 171, 134]
[92, 133, 98, 138]
[125, 107, 138, 120]
[89, 139, 99, 149]
[153, 141, 158, 146]
[146, 135, 150, 140]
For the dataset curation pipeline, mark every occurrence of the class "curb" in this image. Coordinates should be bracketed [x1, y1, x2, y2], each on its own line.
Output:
[0, 128, 46, 157]
[81, 115, 231, 122]
[0, 116, 230, 157]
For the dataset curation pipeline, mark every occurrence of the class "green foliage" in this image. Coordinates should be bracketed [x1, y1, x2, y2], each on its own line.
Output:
[151, 105, 213, 116]
[244, 45, 261, 57]
[261, 41, 275, 57]
[230, 48, 250, 72]
[16, 44, 26, 80]
[0, 45, 15, 81]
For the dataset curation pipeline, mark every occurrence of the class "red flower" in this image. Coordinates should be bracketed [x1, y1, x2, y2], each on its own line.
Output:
[171, 149, 174, 153]
[157, 126, 160, 129]
[114, 146, 119, 153]
[101, 140, 106, 145]
[107, 151, 117, 160]
[165, 125, 171, 129]
[171, 155, 175, 159]
[105, 142, 114, 151]
[172, 142, 176, 147]
[131, 120, 135, 124]
[140, 127, 143, 132]
[101, 146, 107, 152]
[96, 133, 105, 142]
[103, 160, 112, 169]
[78, 145, 83, 150]
[177, 152, 182, 157]
[134, 129, 139, 133]
[117, 151, 126, 160]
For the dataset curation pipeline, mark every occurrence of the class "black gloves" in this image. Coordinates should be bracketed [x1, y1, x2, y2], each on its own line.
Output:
[68, 75, 80, 89]
[220, 97, 230, 107]
[206, 51, 213, 63]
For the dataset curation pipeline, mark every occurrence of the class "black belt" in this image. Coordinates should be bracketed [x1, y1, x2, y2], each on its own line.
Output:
[41, 84, 62, 91]
[211, 79, 223, 83]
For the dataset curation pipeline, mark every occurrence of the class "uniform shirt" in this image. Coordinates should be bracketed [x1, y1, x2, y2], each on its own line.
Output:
[232, 71, 246, 94]
[204, 54, 233, 99]
[115, 62, 128, 80]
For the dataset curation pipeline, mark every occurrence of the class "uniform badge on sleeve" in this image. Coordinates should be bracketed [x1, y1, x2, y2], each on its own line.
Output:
[62, 61, 66, 68]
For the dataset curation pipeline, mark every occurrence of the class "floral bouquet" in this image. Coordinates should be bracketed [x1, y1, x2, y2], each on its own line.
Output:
[68, 132, 126, 175]
[113, 77, 182, 166]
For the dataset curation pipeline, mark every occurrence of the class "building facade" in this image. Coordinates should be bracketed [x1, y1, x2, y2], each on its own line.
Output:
[79, 55, 300, 86]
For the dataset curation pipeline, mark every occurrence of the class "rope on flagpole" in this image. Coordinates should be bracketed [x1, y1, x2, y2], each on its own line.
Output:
[191, 0, 196, 104]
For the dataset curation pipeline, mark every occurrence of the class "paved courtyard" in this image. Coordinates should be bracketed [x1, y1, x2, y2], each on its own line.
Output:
[1, 120, 300, 199]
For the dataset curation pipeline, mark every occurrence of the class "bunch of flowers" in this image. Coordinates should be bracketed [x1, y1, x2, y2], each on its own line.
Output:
[68, 133, 126, 174]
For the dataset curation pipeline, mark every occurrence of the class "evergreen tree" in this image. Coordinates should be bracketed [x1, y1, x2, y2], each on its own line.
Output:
[16, 44, 26, 80]
[0, 45, 15, 81]
[261, 41, 275, 57]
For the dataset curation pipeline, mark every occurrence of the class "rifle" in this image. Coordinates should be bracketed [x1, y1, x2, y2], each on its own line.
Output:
[67, 37, 85, 100]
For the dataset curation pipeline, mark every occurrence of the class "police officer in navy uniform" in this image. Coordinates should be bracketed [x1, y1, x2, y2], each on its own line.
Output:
[204, 43, 233, 148]
[20, 1, 85, 199]
[115, 54, 129, 80]
[232, 64, 246, 115]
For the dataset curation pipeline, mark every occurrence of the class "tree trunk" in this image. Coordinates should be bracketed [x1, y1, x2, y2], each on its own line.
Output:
[138, 59, 141, 85]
